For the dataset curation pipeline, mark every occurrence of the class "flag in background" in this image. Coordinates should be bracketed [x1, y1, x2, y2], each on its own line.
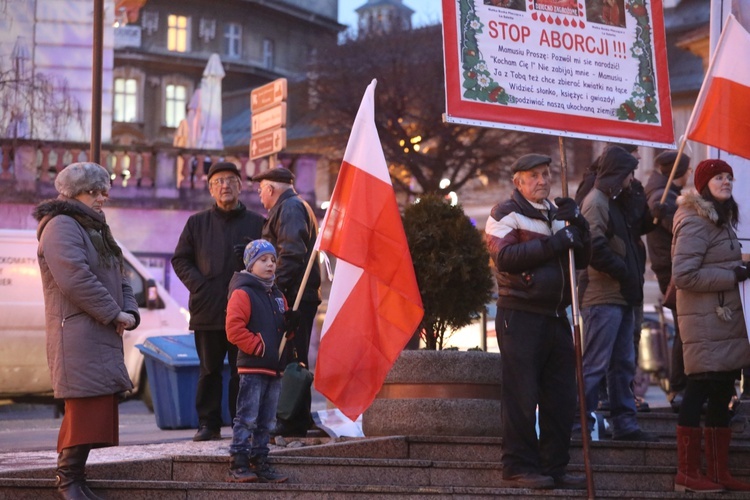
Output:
[313, 79, 424, 421]
[686, 14, 750, 160]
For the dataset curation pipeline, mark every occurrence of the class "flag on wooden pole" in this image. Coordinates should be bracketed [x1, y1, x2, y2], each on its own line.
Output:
[686, 15, 750, 160]
[313, 79, 424, 421]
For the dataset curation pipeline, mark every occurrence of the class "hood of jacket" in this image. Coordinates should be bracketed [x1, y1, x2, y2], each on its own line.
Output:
[594, 146, 638, 199]
[676, 191, 720, 226]
[228, 270, 271, 297]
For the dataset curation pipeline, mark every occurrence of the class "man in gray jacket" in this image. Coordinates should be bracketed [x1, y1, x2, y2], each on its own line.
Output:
[576, 146, 657, 442]
[172, 162, 265, 441]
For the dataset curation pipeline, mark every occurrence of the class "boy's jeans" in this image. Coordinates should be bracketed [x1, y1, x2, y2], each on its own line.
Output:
[229, 373, 281, 458]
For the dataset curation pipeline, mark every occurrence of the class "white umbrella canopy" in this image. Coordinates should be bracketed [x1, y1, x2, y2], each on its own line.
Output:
[197, 53, 225, 150]
[173, 88, 200, 148]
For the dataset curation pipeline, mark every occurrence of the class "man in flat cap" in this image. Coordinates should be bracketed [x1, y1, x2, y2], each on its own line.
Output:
[645, 150, 692, 410]
[576, 146, 658, 443]
[172, 161, 265, 441]
[252, 166, 321, 437]
[485, 153, 590, 490]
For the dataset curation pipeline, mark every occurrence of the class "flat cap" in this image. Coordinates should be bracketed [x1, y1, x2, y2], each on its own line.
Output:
[251, 167, 295, 184]
[511, 154, 552, 173]
[207, 161, 241, 181]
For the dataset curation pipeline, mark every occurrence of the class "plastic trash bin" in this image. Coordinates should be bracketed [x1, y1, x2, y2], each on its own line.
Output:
[137, 334, 232, 430]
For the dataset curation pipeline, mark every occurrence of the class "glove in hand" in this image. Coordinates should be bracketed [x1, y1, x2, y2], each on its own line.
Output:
[549, 226, 583, 254]
[554, 197, 586, 230]
[284, 309, 301, 332]
[734, 265, 749, 283]
[651, 203, 667, 222]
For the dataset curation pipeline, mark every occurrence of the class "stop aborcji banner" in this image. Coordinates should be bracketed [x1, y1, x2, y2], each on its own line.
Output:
[441, 0, 675, 148]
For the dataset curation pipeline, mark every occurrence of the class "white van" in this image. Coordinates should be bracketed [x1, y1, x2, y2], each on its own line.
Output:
[0, 229, 190, 408]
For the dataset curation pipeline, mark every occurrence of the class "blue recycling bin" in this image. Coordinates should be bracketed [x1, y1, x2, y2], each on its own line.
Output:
[137, 334, 232, 430]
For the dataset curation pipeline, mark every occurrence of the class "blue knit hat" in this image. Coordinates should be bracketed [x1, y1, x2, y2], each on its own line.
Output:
[243, 239, 276, 270]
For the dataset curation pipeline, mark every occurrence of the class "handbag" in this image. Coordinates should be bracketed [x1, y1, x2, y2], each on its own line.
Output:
[277, 358, 313, 421]
[663, 279, 677, 310]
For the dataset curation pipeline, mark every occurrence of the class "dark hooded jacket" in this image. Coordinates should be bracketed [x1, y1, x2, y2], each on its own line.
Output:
[644, 170, 682, 293]
[579, 146, 642, 307]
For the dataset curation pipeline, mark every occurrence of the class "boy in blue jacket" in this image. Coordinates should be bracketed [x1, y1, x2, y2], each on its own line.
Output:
[225, 239, 290, 483]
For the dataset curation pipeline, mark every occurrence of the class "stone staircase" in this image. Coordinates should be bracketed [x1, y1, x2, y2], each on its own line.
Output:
[2, 408, 750, 498]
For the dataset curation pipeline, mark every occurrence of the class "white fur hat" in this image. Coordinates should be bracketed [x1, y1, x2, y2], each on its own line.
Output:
[54, 162, 111, 198]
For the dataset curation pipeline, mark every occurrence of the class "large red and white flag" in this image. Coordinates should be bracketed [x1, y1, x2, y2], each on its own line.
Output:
[686, 14, 750, 160]
[313, 80, 424, 421]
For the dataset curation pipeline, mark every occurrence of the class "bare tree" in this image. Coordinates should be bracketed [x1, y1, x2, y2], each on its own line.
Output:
[302, 24, 537, 196]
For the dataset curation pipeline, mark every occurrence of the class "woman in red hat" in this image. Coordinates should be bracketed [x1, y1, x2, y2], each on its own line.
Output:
[671, 159, 750, 492]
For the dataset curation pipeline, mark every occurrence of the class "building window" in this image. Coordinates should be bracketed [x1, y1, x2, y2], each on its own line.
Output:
[167, 14, 189, 52]
[224, 23, 241, 59]
[165, 83, 187, 127]
[262, 38, 274, 69]
[113, 77, 138, 122]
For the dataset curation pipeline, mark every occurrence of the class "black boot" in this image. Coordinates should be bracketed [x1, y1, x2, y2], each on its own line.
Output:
[56, 445, 103, 500]
[250, 455, 288, 483]
[227, 454, 257, 483]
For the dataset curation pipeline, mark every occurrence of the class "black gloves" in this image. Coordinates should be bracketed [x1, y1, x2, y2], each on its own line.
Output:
[734, 265, 749, 283]
[284, 309, 301, 333]
[548, 226, 583, 254]
[554, 197, 586, 229]
[233, 243, 246, 269]
[651, 202, 667, 222]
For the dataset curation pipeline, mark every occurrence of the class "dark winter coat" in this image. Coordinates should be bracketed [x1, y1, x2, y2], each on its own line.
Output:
[262, 188, 321, 305]
[172, 202, 265, 330]
[485, 189, 591, 317]
[226, 271, 289, 376]
[579, 147, 642, 307]
[672, 192, 750, 375]
[645, 170, 682, 293]
[33, 198, 140, 399]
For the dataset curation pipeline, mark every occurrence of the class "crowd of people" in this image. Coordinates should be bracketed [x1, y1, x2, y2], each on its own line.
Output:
[34, 150, 750, 497]
[486, 147, 750, 492]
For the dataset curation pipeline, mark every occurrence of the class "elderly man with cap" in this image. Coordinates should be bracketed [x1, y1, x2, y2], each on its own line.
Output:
[485, 153, 590, 490]
[172, 161, 265, 441]
[645, 150, 692, 410]
[252, 166, 321, 437]
[575, 146, 659, 442]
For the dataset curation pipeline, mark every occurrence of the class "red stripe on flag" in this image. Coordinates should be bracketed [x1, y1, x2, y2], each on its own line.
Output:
[688, 77, 750, 160]
[315, 271, 423, 420]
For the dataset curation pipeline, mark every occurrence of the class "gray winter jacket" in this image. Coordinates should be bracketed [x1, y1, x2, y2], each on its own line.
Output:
[35, 198, 139, 399]
[672, 192, 750, 375]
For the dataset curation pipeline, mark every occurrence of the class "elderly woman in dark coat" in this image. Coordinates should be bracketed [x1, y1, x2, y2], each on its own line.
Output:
[671, 159, 750, 493]
[33, 162, 140, 500]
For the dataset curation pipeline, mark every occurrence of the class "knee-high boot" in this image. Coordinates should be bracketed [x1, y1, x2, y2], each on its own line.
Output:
[705, 427, 750, 491]
[674, 426, 724, 492]
[56, 445, 103, 500]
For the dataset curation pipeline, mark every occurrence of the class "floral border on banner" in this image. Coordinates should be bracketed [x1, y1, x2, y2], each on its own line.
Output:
[616, 0, 659, 123]
[460, 0, 659, 122]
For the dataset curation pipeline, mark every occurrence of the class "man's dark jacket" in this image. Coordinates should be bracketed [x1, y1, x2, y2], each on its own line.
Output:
[644, 170, 682, 294]
[172, 202, 265, 330]
[262, 188, 321, 305]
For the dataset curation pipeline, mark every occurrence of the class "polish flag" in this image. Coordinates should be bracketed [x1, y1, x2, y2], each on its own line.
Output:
[313, 80, 424, 421]
[686, 15, 750, 160]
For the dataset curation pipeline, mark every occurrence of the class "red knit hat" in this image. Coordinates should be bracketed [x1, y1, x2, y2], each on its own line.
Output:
[694, 159, 733, 194]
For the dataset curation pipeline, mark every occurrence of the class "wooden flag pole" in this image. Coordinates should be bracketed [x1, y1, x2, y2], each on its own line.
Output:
[278, 248, 319, 360]
[559, 136, 595, 499]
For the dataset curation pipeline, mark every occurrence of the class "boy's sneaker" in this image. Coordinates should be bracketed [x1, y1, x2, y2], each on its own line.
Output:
[226, 454, 257, 483]
[250, 456, 289, 483]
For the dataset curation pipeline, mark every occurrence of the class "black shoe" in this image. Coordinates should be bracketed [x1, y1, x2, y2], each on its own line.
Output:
[552, 473, 586, 489]
[271, 423, 307, 438]
[250, 456, 288, 483]
[613, 429, 659, 442]
[193, 426, 221, 441]
[635, 396, 651, 413]
[500, 473, 554, 489]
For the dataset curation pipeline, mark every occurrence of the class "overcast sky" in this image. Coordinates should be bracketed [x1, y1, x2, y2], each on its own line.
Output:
[338, 0, 443, 31]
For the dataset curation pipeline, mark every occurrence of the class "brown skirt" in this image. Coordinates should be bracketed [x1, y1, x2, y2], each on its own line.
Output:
[57, 394, 119, 452]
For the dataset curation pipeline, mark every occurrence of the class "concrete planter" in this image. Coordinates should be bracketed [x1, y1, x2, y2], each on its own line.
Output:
[362, 349, 502, 437]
